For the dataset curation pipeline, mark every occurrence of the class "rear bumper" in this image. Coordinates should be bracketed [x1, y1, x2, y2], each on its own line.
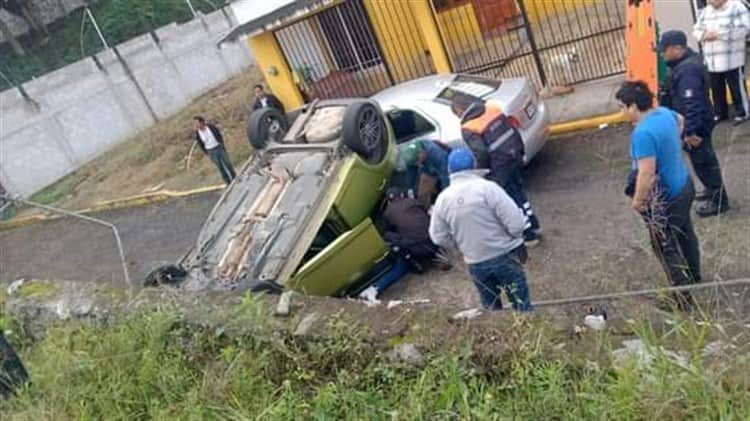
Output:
[521, 100, 551, 164]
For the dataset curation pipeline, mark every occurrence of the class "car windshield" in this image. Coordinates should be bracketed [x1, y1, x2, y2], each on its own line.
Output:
[435, 75, 501, 103]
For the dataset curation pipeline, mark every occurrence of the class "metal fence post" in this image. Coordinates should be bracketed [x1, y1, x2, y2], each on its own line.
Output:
[516, 0, 547, 87]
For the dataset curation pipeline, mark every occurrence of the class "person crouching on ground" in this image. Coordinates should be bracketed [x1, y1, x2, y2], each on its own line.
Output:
[429, 148, 532, 311]
[193, 116, 236, 185]
[399, 139, 451, 200]
[382, 187, 440, 273]
[451, 93, 542, 247]
[617, 81, 701, 310]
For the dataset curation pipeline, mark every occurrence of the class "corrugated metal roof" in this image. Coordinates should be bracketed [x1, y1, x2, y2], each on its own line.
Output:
[219, 0, 337, 44]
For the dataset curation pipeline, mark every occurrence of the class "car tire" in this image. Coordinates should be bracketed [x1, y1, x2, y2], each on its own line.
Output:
[342, 101, 387, 163]
[247, 108, 289, 150]
[248, 280, 284, 295]
[143, 265, 188, 287]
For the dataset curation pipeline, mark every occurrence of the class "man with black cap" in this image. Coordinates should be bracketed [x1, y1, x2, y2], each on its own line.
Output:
[451, 93, 542, 246]
[659, 29, 731, 217]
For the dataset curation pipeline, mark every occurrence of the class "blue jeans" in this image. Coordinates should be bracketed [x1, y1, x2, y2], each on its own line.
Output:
[468, 252, 532, 311]
[207, 145, 236, 185]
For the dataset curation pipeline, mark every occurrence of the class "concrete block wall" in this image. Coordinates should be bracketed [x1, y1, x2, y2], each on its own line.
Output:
[0, 8, 254, 197]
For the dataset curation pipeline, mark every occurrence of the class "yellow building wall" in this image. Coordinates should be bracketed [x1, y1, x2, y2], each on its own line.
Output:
[247, 32, 304, 111]
[435, 4, 483, 52]
[434, 0, 593, 51]
[363, 0, 436, 81]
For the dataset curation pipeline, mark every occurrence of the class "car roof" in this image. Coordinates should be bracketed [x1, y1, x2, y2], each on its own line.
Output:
[371, 74, 457, 109]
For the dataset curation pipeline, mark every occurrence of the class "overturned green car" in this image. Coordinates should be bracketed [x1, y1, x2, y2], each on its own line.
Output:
[149, 99, 399, 296]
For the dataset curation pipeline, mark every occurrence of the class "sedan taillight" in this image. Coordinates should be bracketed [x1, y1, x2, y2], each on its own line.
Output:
[507, 115, 522, 129]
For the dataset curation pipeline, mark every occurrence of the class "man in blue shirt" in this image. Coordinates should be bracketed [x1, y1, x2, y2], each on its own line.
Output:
[617, 81, 701, 310]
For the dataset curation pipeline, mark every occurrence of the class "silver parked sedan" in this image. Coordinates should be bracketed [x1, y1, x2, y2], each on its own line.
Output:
[371, 74, 550, 166]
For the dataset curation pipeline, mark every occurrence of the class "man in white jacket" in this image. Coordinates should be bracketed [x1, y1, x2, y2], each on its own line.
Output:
[693, 0, 750, 122]
[429, 148, 532, 311]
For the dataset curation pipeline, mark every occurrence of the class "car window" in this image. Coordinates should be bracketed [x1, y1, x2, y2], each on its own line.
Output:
[435, 75, 501, 104]
[386, 109, 436, 144]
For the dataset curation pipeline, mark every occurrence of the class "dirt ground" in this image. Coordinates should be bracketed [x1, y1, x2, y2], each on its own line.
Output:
[1, 121, 748, 317]
[16, 68, 264, 215]
[381, 121, 750, 312]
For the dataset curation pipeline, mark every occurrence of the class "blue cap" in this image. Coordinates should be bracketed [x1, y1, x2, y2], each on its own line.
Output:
[659, 30, 687, 51]
[447, 148, 475, 174]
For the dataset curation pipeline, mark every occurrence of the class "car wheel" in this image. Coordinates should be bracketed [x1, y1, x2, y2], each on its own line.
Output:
[247, 108, 289, 150]
[342, 101, 387, 163]
[248, 280, 284, 295]
[143, 265, 188, 287]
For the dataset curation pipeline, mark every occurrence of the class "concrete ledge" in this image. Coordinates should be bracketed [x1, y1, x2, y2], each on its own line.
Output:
[549, 112, 626, 136]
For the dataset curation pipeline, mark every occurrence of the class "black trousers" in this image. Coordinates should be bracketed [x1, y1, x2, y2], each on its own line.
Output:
[207, 145, 236, 185]
[710, 66, 748, 119]
[686, 133, 728, 204]
[488, 159, 540, 232]
[643, 181, 701, 305]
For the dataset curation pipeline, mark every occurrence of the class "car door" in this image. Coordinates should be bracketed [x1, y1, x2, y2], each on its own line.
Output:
[288, 217, 390, 296]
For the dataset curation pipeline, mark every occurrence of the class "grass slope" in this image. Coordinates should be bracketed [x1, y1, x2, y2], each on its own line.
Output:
[0, 306, 748, 420]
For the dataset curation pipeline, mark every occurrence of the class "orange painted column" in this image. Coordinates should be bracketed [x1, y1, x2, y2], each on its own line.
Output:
[625, 0, 658, 95]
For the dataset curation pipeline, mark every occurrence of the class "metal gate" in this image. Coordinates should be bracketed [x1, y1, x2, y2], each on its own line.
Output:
[275, 0, 434, 100]
[431, 0, 626, 88]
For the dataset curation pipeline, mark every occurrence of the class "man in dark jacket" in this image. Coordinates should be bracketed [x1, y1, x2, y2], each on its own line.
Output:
[252, 84, 286, 114]
[193, 116, 236, 185]
[659, 30, 730, 217]
[451, 94, 542, 246]
[382, 187, 438, 272]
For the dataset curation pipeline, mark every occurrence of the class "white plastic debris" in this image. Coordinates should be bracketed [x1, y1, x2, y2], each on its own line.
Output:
[387, 300, 404, 309]
[359, 286, 380, 307]
[451, 308, 482, 321]
[598, 123, 609, 130]
[584, 314, 607, 331]
[6, 278, 26, 295]
[386, 299, 430, 309]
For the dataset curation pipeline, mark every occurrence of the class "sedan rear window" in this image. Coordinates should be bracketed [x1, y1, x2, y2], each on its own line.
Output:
[435, 75, 502, 103]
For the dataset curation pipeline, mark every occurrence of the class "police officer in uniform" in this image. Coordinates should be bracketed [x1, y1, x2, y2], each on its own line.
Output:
[451, 94, 542, 246]
[659, 30, 730, 217]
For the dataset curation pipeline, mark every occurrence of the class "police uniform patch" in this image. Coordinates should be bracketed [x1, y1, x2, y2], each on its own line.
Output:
[684, 89, 694, 98]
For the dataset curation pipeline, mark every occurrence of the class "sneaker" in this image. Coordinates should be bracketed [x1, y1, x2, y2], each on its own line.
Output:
[714, 115, 728, 123]
[524, 230, 541, 248]
[733, 115, 748, 125]
[696, 200, 730, 217]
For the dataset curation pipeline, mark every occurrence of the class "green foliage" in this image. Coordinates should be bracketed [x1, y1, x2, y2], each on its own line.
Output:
[28, 175, 78, 205]
[0, 310, 749, 420]
[0, 0, 227, 90]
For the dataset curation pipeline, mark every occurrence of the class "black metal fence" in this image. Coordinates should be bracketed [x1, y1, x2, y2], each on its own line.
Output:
[431, 0, 626, 88]
[274, 0, 434, 101]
